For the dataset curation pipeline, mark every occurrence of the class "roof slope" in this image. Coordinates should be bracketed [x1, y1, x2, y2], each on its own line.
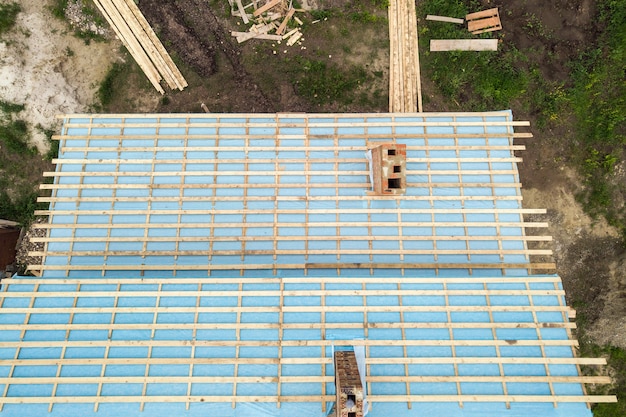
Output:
[0, 112, 614, 416]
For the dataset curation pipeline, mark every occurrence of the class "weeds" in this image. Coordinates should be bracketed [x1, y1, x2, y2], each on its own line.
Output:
[0, 2, 21, 37]
[0, 101, 47, 226]
[98, 62, 126, 107]
[289, 57, 369, 106]
[50, 0, 68, 20]
[569, 0, 626, 235]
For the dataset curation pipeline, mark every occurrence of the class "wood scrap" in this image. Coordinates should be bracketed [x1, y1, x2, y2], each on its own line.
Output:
[253, 0, 282, 16]
[286, 31, 302, 46]
[235, 0, 249, 23]
[229, 1, 304, 46]
[276, 8, 295, 35]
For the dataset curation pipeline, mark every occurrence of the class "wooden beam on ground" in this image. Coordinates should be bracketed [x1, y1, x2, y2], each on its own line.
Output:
[276, 8, 295, 35]
[92, 0, 164, 94]
[120, 0, 187, 90]
[236, 0, 250, 24]
[430, 39, 499, 52]
[426, 15, 464, 24]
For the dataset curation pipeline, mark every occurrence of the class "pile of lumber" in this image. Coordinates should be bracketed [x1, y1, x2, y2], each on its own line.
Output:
[92, 0, 188, 94]
[388, 0, 422, 113]
[228, 0, 304, 45]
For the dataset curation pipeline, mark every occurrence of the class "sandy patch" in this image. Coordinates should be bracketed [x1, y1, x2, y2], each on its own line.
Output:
[0, 0, 119, 151]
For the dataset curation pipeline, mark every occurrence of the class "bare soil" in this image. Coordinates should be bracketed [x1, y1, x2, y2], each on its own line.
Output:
[0, 0, 120, 150]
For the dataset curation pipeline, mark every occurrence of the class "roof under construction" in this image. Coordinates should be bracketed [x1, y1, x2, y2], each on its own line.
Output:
[0, 111, 615, 417]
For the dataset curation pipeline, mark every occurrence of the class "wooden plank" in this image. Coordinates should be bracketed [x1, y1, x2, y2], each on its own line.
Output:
[0, 275, 565, 285]
[465, 7, 499, 21]
[232, 31, 282, 42]
[25, 262, 557, 272]
[426, 15, 464, 24]
[430, 39, 499, 52]
[119, 0, 187, 89]
[6, 375, 612, 385]
[236, 0, 249, 24]
[91, 0, 164, 94]
[54, 110, 532, 119]
[468, 17, 502, 34]
[276, 8, 295, 35]
[253, 0, 281, 16]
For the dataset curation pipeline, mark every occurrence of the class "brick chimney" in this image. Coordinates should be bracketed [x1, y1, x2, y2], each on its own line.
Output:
[368, 143, 407, 195]
[334, 350, 364, 417]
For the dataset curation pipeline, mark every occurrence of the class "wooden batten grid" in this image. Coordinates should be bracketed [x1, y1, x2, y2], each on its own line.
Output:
[30, 113, 555, 276]
[92, 0, 187, 93]
[0, 276, 617, 409]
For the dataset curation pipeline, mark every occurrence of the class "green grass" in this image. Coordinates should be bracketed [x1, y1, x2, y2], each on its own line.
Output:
[418, 0, 528, 111]
[569, 0, 626, 236]
[98, 62, 127, 107]
[0, 2, 21, 37]
[287, 57, 369, 106]
[50, 0, 68, 20]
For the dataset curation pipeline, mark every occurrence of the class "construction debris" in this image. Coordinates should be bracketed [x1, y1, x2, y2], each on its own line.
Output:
[227, 0, 304, 46]
[92, 0, 188, 94]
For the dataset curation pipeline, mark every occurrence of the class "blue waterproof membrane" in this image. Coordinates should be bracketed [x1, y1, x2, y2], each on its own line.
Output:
[0, 113, 593, 417]
[0, 275, 589, 417]
[45, 112, 532, 278]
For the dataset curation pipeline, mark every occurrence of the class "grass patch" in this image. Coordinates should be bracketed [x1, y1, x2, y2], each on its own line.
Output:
[287, 57, 369, 107]
[0, 2, 21, 37]
[418, 0, 528, 111]
[569, 0, 626, 235]
[98, 62, 127, 107]
[50, 0, 68, 20]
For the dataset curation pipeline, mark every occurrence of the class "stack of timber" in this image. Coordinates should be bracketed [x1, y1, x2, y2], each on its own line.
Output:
[92, 0, 188, 94]
[388, 0, 423, 113]
[228, 0, 304, 45]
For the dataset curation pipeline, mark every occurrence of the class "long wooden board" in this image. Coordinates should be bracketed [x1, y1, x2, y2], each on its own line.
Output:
[430, 39, 499, 51]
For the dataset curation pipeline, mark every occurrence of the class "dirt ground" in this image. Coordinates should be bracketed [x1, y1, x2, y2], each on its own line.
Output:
[3, 0, 624, 349]
[0, 0, 121, 150]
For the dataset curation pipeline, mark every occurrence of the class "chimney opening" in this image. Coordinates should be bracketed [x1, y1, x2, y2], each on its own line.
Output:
[388, 178, 401, 189]
[393, 165, 402, 173]
[387, 149, 396, 156]
[349, 413, 356, 417]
